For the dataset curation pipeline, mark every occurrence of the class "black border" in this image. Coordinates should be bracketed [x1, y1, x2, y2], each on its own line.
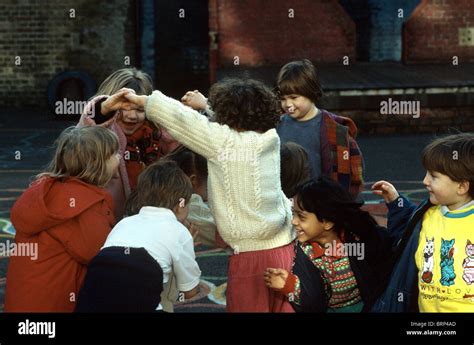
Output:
[0, 313, 473, 345]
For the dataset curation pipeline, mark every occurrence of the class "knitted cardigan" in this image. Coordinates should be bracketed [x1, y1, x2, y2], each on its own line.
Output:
[145, 91, 294, 253]
[320, 110, 364, 198]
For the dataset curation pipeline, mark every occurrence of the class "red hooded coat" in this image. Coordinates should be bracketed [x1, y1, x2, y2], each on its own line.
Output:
[4, 177, 115, 312]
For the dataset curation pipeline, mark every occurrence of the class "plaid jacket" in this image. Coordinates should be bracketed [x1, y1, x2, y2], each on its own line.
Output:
[319, 110, 364, 198]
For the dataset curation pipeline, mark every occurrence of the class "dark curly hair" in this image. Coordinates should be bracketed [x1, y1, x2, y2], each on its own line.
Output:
[208, 78, 281, 132]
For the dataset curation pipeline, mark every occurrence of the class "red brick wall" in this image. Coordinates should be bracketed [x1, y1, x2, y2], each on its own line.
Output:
[404, 0, 474, 63]
[213, 0, 356, 67]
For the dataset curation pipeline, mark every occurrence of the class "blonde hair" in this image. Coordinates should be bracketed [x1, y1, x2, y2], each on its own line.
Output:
[95, 68, 153, 97]
[36, 126, 119, 187]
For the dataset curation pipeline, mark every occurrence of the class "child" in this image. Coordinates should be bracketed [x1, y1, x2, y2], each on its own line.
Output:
[159, 145, 215, 312]
[123, 78, 295, 312]
[372, 133, 474, 312]
[75, 160, 201, 312]
[164, 145, 218, 247]
[276, 59, 364, 197]
[280, 142, 311, 198]
[165, 145, 232, 252]
[265, 177, 394, 312]
[5, 126, 119, 312]
[180, 94, 313, 199]
[78, 68, 179, 219]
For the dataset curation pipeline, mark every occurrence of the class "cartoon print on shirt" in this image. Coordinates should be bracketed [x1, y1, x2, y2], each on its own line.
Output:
[440, 238, 456, 286]
[421, 237, 434, 284]
[462, 239, 474, 285]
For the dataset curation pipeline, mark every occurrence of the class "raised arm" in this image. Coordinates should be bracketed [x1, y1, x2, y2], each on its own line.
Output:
[126, 90, 229, 159]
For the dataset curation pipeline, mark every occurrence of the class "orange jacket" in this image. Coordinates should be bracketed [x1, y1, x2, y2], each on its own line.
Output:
[5, 177, 115, 312]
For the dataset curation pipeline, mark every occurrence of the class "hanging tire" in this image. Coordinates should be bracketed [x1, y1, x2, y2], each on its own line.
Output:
[47, 70, 97, 119]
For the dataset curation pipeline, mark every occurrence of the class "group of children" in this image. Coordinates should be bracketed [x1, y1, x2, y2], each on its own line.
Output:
[4, 59, 474, 313]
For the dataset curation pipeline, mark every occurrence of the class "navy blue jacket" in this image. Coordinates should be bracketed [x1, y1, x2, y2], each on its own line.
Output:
[291, 221, 396, 312]
[371, 195, 433, 312]
[75, 246, 164, 313]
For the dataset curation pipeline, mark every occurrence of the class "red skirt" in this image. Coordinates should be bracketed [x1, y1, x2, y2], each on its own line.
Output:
[226, 243, 295, 312]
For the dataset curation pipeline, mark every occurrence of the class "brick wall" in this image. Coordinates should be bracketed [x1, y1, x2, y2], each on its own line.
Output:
[213, 0, 356, 67]
[404, 0, 474, 63]
[0, 0, 136, 110]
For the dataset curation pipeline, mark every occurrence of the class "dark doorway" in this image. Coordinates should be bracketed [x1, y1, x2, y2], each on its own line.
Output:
[155, 0, 209, 99]
[339, 0, 420, 62]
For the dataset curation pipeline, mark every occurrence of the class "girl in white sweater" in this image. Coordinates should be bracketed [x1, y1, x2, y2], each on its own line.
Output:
[125, 79, 295, 312]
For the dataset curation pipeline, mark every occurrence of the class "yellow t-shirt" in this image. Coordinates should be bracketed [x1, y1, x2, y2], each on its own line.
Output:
[415, 203, 474, 312]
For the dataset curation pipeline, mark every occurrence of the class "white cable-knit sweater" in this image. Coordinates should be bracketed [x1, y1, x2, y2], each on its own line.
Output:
[145, 91, 294, 252]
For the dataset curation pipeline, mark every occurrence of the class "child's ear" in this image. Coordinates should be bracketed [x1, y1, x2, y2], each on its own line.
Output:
[322, 220, 335, 231]
[457, 180, 470, 196]
[189, 174, 198, 188]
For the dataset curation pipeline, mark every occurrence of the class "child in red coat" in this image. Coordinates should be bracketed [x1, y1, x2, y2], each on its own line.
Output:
[5, 126, 120, 312]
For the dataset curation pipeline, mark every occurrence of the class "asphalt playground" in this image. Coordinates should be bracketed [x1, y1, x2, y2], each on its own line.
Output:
[0, 110, 436, 312]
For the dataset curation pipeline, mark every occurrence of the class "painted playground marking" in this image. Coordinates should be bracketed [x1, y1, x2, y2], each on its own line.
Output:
[0, 218, 15, 236]
[208, 283, 227, 306]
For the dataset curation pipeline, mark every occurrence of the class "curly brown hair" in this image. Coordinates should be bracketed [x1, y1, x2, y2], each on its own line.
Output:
[208, 78, 281, 132]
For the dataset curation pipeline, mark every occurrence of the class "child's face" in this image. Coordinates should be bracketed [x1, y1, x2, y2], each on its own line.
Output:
[191, 175, 208, 202]
[117, 109, 146, 135]
[291, 196, 331, 243]
[423, 170, 470, 209]
[106, 152, 121, 180]
[195, 179, 208, 202]
[280, 94, 316, 121]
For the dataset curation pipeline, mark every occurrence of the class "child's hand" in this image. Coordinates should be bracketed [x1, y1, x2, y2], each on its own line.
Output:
[124, 90, 148, 109]
[264, 268, 289, 290]
[181, 90, 207, 111]
[184, 221, 202, 248]
[371, 180, 400, 204]
[101, 88, 139, 115]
